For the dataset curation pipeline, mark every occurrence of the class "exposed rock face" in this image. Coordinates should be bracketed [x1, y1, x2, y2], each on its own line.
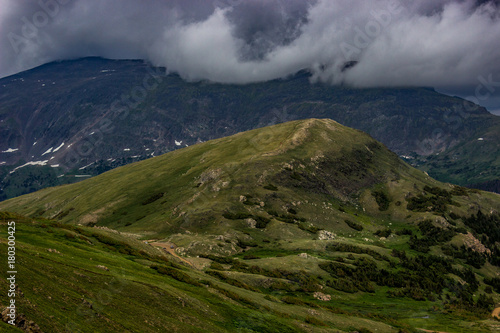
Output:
[313, 292, 332, 301]
[199, 169, 222, 185]
[317, 230, 336, 240]
[463, 232, 491, 254]
[245, 218, 257, 228]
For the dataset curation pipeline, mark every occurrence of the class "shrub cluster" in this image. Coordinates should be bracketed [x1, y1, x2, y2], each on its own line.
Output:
[151, 265, 202, 286]
[406, 186, 459, 213]
[372, 190, 390, 211]
[409, 220, 456, 253]
[345, 219, 363, 231]
[142, 192, 164, 205]
[326, 242, 390, 262]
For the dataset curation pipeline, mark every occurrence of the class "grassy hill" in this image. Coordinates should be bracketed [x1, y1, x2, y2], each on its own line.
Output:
[2, 119, 500, 332]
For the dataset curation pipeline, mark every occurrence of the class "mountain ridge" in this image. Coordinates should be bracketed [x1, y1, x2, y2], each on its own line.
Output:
[1, 57, 499, 200]
[0, 118, 417, 233]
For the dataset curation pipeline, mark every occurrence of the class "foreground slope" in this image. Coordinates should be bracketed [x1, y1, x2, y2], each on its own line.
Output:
[3, 119, 500, 332]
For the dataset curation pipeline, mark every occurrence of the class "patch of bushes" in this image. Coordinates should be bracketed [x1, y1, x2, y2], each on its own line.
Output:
[395, 228, 413, 236]
[281, 296, 305, 305]
[242, 195, 260, 206]
[266, 210, 306, 223]
[372, 190, 390, 211]
[54, 207, 75, 220]
[345, 219, 363, 231]
[90, 232, 143, 256]
[209, 262, 224, 270]
[210, 284, 259, 308]
[263, 184, 278, 191]
[230, 264, 321, 292]
[450, 185, 469, 196]
[484, 277, 500, 293]
[200, 254, 236, 265]
[409, 220, 455, 253]
[326, 242, 390, 262]
[142, 192, 164, 205]
[151, 265, 202, 286]
[237, 238, 258, 248]
[322, 250, 462, 301]
[424, 185, 451, 197]
[223, 211, 253, 220]
[281, 296, 319, 308]
[254, 216, 270, 229]
[298, 222, 322, 234]
[374, 228, 392, 238]
[269, 281, 295, 292]
[320, 259, 376, 293]
[442, 244, 486, 269]
[304, 316, 327, 326]
[205, 270, 259, 292]
[463, 211, 500, 247]
[406, 186, 456, 213]
[243, 254, 260, 260]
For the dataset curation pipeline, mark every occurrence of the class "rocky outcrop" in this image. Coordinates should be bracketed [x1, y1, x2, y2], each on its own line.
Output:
[1, 307, 43, 333]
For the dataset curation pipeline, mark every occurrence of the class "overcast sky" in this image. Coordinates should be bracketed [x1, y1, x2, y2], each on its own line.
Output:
[1, 0, 499, 113]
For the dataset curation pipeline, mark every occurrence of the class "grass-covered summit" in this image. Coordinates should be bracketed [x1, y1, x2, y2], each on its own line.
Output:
[0, 118, 423, 236]
[2, 119, 500, 332]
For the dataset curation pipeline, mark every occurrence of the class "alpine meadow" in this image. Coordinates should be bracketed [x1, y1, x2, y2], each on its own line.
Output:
[2, 0, 500, 332]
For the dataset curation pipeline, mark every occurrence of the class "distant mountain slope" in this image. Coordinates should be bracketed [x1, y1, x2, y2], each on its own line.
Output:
[471, 179, 500, 193]
[413, 121, 500, 189]
[1, 57, 499, 200]
[3, 119, 500, 332]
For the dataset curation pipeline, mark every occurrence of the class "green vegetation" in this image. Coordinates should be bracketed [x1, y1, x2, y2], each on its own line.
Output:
[263, 184, 278, 191]
[344, 219, 364, 231]
[415, 121, 500, 188]
[409, 220, 455, 253]
[406, 186, 456, 213]
[2, 119, 500, 332]
[372, 190, 390, 211]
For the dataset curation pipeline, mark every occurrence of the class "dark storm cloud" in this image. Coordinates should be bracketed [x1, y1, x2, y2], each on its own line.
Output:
[1, 0, 500, 109]
[226, 0, 314, 60]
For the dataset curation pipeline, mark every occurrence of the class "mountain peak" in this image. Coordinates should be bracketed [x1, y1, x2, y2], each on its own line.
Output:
[1, 118, 414, 237]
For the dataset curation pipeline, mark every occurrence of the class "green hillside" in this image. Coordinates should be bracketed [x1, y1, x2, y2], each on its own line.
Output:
[2, 119, 500, 332]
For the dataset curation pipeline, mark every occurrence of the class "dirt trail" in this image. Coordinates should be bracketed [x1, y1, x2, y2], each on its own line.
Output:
[149, 241, 194, 267]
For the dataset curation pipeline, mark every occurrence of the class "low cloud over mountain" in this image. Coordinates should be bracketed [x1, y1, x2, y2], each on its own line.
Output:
[1, 0, 500, 109]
